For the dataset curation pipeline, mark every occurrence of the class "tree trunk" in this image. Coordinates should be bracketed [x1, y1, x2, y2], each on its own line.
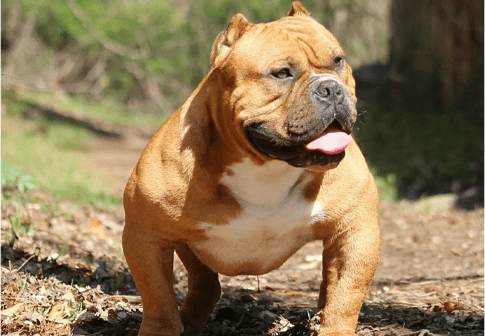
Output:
[389, 0, 483, 107]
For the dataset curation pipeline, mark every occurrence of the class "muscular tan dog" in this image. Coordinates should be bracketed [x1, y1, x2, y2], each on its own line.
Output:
[123, 2, 380, 335]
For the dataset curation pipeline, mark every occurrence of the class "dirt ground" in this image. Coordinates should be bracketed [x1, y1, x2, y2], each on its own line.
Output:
[1, 132, 484, 336]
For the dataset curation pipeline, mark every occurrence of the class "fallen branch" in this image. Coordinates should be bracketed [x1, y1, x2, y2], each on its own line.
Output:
[25, 102, 124, 139]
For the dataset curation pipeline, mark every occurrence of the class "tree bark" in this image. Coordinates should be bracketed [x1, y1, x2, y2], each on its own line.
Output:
[389, 0, 483, 107]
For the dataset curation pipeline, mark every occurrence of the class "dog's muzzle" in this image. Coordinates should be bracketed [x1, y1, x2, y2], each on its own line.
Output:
[288, 76, 353, 139]
[246, 75, 355, 168]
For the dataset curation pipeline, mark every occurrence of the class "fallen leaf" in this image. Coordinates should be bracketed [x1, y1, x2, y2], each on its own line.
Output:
[1, 302, 25, 317]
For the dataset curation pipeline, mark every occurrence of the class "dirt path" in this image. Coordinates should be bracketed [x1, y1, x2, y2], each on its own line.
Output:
[87, 128, 152, 197]
[2, 131, 483, 336]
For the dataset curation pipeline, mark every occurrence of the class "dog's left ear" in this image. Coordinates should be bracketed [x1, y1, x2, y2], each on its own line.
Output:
[288, 1, 311, 16]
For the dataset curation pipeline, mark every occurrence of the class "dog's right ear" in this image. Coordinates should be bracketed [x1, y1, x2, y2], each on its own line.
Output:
[210, 14, 252, 68]
[288, 1, 311, 16]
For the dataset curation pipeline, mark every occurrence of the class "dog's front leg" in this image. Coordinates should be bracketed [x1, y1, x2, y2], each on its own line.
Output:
[175, 244, 221, 336]
[123, 226, 183, 336]
[317, 224, 381, 336]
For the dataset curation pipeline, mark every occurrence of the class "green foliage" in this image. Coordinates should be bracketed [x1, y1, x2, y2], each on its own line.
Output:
[57, 245, 68, 259]
[356, 99, 483, 198]
[2, 161, 35, 193]
[372, 170, 398, 201]
[1, 161, 36, 242]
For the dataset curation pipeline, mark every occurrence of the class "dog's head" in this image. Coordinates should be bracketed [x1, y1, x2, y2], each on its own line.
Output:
[209, 1, 357, 170]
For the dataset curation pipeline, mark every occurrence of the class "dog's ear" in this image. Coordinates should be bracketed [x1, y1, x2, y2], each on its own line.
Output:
[288, 1, 311, 17]
[210, 14, 252, 68]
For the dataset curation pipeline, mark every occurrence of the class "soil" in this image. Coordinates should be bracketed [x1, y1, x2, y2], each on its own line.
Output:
[1, 130, 484, 336]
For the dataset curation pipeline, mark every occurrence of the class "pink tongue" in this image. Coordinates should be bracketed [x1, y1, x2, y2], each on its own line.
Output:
[306, 131, 352, 155]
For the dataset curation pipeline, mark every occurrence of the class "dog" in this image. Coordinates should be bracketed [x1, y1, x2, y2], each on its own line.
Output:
[123, 2, 380, 335]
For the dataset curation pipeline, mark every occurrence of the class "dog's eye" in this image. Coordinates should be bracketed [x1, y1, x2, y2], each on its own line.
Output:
[271, 68, 293, 79]
[334, 56, 344, 69]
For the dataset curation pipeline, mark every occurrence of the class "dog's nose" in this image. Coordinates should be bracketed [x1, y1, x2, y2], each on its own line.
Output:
[315, 79, 344, 101]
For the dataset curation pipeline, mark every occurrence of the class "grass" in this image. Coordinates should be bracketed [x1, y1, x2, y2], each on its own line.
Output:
[2, 127, 120, 206]
[66, 300, 84, 323]
[8, 88, 165, 130]
[2, 131, 121, 208]
[2, 95, 123, 208]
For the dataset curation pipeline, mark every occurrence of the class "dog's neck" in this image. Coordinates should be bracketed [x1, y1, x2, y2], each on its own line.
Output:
[220, 158, 312, 207]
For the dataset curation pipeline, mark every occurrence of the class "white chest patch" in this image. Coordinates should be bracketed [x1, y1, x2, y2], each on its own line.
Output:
[189, 159, 325, 275]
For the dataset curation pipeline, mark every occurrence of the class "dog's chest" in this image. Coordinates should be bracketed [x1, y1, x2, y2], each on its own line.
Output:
[189, 160, 324, 275]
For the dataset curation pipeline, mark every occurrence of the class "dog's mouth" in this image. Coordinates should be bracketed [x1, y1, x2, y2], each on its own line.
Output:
[246, 121, 351, 169]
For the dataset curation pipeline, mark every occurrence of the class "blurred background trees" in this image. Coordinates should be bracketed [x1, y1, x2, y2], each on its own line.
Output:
[1, 0, 389, 113]
[389, 0, 483, 108]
